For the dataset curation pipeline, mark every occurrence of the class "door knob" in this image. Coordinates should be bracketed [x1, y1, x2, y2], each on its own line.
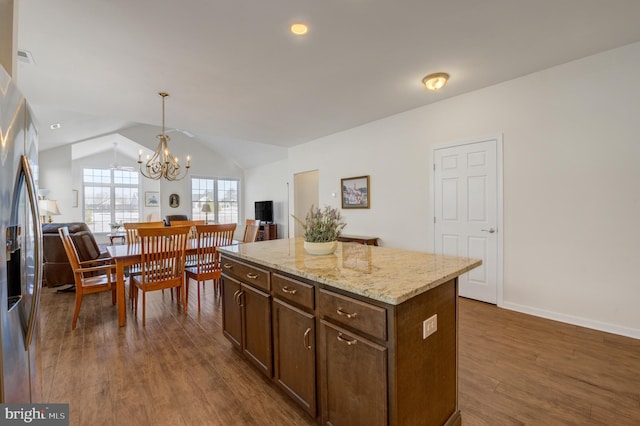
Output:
[481, 227, 496, 233]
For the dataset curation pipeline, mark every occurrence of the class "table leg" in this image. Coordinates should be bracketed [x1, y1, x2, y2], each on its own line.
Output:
[116, 260, 126, 326]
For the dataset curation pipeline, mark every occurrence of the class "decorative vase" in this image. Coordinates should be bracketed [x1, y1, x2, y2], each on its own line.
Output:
[304, 240, 338, 255]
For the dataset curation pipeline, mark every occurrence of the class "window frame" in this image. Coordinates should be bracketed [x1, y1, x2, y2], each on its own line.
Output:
[82, 168, 141, 233]
[190, 176, 240, 224]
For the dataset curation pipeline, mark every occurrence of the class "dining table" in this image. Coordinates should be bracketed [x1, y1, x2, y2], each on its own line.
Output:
[106, 239, 237, 326]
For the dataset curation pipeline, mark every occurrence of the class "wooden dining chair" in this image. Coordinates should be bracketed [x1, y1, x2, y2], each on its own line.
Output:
[170, 220, 205, 246]
[243, 219, 261, 243]
[130, 226, 190, 326]
[184, 223, 237, 311]
[170, 220, 205, 228]
[123, 221, 165, 244]
[123, 221, 165, 308]
[58, 226, 117, 330]
[169, 221, 205, 269]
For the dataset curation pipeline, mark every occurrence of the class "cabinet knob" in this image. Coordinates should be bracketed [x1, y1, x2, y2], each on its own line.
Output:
[336, 307, 357, 319]
[337, 332, 358, 346]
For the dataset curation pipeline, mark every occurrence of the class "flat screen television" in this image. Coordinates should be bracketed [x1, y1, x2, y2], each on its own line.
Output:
[255, 200, 273, 223]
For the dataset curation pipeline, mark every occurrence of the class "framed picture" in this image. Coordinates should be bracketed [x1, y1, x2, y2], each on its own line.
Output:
[71, 189, 78, 208]
[169, 193, 180, 208]
[341, 175, 370, 209]
[145, 191, 160, 207]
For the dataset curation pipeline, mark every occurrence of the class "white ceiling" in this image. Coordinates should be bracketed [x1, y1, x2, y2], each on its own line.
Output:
[15, 0, 640, 169]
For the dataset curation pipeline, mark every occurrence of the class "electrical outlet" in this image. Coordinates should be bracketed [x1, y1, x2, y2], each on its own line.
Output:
[422, 314, 438, 339]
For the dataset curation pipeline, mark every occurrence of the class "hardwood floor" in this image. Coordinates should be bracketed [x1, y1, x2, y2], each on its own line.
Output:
[458, 298, 640, 425]
[38, 285, 640, 425]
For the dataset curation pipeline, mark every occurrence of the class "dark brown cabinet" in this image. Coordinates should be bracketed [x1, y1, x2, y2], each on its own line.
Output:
[258, 223, 277, 241]
[272, 299, 316, 416]
[221, 273, 273, 376]
[319, 320, 387, 426]
[221, 251, 461, 426]
[221, 276, 242, 349]
[241, 283, 273, 376]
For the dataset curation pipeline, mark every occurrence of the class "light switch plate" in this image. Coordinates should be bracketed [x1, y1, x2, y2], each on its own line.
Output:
[422, 314, 438, 339]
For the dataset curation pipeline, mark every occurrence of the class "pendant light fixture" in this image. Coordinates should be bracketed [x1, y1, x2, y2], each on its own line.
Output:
[138, 92, 190, 181]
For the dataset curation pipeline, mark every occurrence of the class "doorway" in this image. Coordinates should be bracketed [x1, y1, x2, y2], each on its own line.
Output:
[293, 170, 319, 238]
[432, 136, 503, 304]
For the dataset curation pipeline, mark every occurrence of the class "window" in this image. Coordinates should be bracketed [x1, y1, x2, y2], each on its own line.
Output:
[191, 177, 239, 224]
[83, 168, 140, 233]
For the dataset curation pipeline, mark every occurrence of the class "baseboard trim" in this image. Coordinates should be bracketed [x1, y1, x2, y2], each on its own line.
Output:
[500, 301, 640, 340]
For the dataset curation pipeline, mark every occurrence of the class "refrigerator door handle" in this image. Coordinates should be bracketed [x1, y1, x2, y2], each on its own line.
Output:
[17, 155, 42, 350]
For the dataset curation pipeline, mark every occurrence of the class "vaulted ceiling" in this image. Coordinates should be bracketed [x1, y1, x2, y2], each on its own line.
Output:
[16, 0, 640, 168]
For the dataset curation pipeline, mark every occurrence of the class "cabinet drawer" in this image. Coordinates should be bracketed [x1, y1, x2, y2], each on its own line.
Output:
[319, 289, 386, 341]
[272, 274, 315, 311]
[221, 255, 270, 292]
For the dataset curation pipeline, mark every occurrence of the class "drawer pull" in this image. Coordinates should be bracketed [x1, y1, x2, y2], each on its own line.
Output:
[303, 328, 312, 350]
[233, 289, 240, 304]
[336, 307, 357, 319]
[223, 263, 233, 269]
[246, 272, 259, 280]
[237, 291, 245, 307]
[282, 286, 297, 295]
[337, 332, 357, 346]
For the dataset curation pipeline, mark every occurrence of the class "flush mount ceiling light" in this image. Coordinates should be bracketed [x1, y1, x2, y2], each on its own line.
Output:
[422, 73, 449, 91]
[290, 23, 308, 35]
[138, 92, 190, 181]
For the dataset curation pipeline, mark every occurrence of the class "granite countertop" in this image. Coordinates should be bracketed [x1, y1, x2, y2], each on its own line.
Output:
[218, 238, 482, 305]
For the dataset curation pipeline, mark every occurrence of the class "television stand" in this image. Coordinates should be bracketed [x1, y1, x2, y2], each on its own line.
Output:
[258, 223, 277, 241]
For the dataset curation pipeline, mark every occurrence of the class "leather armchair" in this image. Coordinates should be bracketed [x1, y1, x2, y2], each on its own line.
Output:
[164, 215, 188, 226]
[42, 223, 109, 287]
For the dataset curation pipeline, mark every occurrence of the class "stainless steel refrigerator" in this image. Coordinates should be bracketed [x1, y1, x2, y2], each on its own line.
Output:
[0, 64, 43, 403]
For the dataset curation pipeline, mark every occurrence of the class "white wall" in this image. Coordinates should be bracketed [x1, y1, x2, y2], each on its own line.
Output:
[38, 144, 74, 222]
[243, 159, 289, 239]
[280, 42, 640, 338]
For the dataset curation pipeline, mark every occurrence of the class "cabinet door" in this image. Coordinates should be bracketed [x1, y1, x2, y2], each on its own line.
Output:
[240, 283, 273, 376]
[319, 320, 387, 426]
[221, 276, 242, 350]
[273, 298, 316, 417]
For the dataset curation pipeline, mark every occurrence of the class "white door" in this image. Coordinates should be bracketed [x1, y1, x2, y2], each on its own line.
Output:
[433, 138, 500, 304]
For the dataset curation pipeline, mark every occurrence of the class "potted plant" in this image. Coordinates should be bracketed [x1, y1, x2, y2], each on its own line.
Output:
[292, 205, 346, 255]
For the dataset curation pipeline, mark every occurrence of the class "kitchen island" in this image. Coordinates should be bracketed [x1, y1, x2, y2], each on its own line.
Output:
[218, 238, 481, 426]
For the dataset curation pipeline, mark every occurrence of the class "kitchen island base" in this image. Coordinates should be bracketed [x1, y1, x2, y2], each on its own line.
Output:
[219, 239, 480, 425]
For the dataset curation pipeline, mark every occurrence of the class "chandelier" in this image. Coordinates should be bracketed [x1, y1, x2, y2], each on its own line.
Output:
[138, 92, 190, 181]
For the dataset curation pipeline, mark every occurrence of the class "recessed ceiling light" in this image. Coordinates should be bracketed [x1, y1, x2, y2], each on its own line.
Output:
[290, 23, 308, 36]
[50, 123, 61, 130]
[422, 73, 449, 91]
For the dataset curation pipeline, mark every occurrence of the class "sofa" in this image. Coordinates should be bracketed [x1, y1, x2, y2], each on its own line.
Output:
[42, 223, 109, 287]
